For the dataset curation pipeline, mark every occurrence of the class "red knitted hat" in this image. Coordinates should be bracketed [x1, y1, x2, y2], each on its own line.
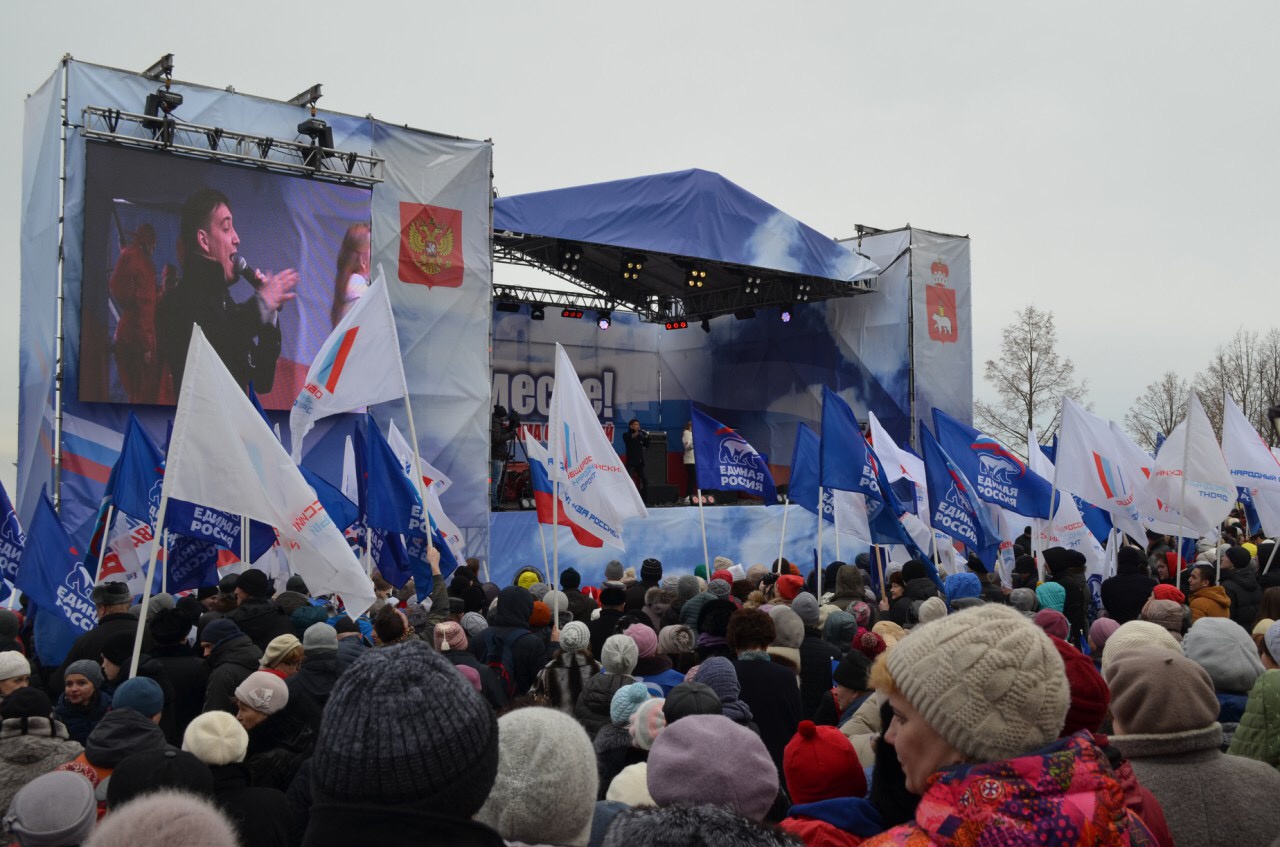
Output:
[850, 627, 886, 662]
[711, 569, 734, 585]
[776, 575, 804, 601]
[528, 601, 551, 628]
[783, 720, 865, 804]
[1152, 584, 1186, 605]
[1050, 635, 1110, 736]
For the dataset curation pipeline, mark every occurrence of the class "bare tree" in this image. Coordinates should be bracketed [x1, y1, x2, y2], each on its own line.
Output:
[974, 305, 1089, 450]
[1194, 328, 1280, 445]
[1124, 371, 1188, 451]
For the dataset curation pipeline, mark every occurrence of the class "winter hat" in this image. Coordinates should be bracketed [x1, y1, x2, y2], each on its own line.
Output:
[0, 609, 20, 639]
[1009, 588, 1038, 614]
[882, 604, 1069, 763]
[1100, 621, 1181, 674]
[547, 620, 586, 655]
[1116, 545, 1147, 573]
[746, 564, 769, 585]
[199, 618, 242, 650]
[302, 621, 338, 655]
[1182, 617, 1265, 693]
[768, 606, 804, 649]
[112, 677, 164, 718]
[1139, 599, 1184, 641]
[711, 568, 734, 585]
[690, 656, 753, 723]
[1226, 546, 1252, 569]
[529, 601, 552, 628]
[260, 634, 302, 669]
[790, 592, 820, 628]
[610, 682, 651, 725]
[106, 748, 214, 809]
[944, 572, 983, 608]
[871, 620, 906, 648]
[100, 631, 142, 668]
[605, 762, 655, 807]
[1043, 546, 1086, 576]
[823, 610, 859, 648]
[917, 596, 947, 625]
[662, 681, 722, 723]
[476, 707, 597, 847]
[1152, 584, 1186, 604]
[63, 659, 104, 689]
[1264, 620, 1280, 664]
[236, 568, 272, 598]
[601, 634, 639, 675]
[623, 623, 658, 659]
[646, 715, 778, 821]
[234, 671, 289, 716]
[1089, 617, 1121, 652]
[1033, 609, 1070, 641]
[675, 575, 701, 601]
[461, 611, 489, 640]
[641, 558, 663, 583]
[696, 599, 737, 638]
[713, 556, 735, 572]
[456, 664, 482, 693]
[561, 568, 582, 590]
[516, 571, 540, 591]
[604, 561, 625, 582]
[628, 697, 668, 750]
[543, 589, 570, 617]
[728, 565, 747, 582]
[601, 804, 796, 847]
[776, 574, 804, 601]
[848, 601, 874, 628]
[149, 608, 193, 646]
[1035, 582, 1066, 613]
[901, 560, 927, 583]
[1105, 647, 1219, 735]
[0, 650, 30, 681]
[286, 574, 310, 595]
[1, 687, 51, 721]
[832, 651, 872, 691]
[4, 771, 97, 847]
[886, 561, 905, 578]
[182, 710, 248, 765]
[91, 581, 131, 606]
[850, 628, 887, 662]
[706, 579, 731, 600]
[657, 624, 694, 655]
[432, 620, 468, 653]
[1048, 636, 1110, 736]
[312, 640, 498, 816]
[80, 790, 239, 847]
[291, 605, 328, 638]
[784, 720, 866, 804]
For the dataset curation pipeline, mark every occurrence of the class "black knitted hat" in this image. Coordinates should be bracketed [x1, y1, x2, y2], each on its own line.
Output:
[311, 639, 498, 816]
[641, 558, 663, 583]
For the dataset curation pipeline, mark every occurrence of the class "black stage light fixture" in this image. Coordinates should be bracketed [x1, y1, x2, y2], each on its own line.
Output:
[664, 319, 688, 330]
[734, 308, 756, 320]
[686, 267, 708, 288]
[561, 308, 584, 319]
[496, 301, 521, 313]
[701, 317, 711, 334]
[796, 282, 812, 303]
[559, 243, 582, 273]
[530, 305, 545, 321]
[780, 306, 793, 323]
[597, 310, 612, 330]
[744, 274, 762, 296]
[622, 254, 645, 282]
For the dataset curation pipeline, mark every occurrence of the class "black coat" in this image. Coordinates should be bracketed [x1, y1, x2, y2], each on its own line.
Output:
[1100, 572, 1157, 625]
[588, 609, 626, 659]
[442, 649, 508, 710]
[624, 579, 659, 612]
[888, 578, 940, 627]
[301, 801, 504, 847]
[210, 763, 292, 847]
[733, 658, 802, 779]
[286, 653, 344, 710]
[469, 587, 553, 696]
[148, 643, 209, 741]
[204, 634, 263, 713]
[798, 630, 843, 720]
[574, 672, 633, 739]
[566, 590, 598, 625]
[244, 695, 319, 792]
[1054, 571, 1089, 647]
[50, 612, 145, 693]
[228, 598, 295, 652]
[1221, 567, 1262, 631]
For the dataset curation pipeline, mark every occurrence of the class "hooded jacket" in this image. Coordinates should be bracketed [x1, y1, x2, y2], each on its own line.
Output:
[1189, 585, 1231, 623]
[1100, 567, 1158, 625]
[0, 716, 82, 823]
[204, 633, 264, 713]
[227, 597, 295, 652]
[860, 734, 1157, 846]
[1226, 668, 1280, 769]
[1219, 567, 1262, 631]
[781, 797, 885, 847]
[470, 587, 553, 696]
[829, 567, 868, 610]
[285, 652, 344, 710]
[56, 706, 168, 794]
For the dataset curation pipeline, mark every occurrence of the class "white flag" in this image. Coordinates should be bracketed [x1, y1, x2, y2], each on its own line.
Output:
[97, 512, 155, 596]
[1056, 397, 1148, 543]
[1220, 396, 1280, 536]
[387, 421, 467, 567]
[1150, 393, 1235, 537]
[833, 489, 872, 544]
[166, 326, 374, 616]
[1029, 428, 1107, 597]
[868, 411, 928, 515]
[289, 267, 406, 461]
[1109, 423, 1183, 535]
[547, 344, 647, 550]
[340, 436, 359, 506]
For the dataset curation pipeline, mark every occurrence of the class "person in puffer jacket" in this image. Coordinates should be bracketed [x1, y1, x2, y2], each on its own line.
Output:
[1227, 619, 1280, 768]
[0, 688, 83, 835]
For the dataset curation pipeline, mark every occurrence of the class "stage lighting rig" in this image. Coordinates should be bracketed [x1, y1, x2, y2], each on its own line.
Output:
[664, 319, 688, 330]
[686, 267, 707, 288]
[561, 308, 584, 319]
[622, 254, 645, 282]
[597, 310, 612, 330]
[290, 84, 333, 170]
[531, 305, 546, 321]
[743, 274, 762, 295]
[796, 282, 812, 303]
[560, 244, 582, 273]
[142, 53, 182, 146]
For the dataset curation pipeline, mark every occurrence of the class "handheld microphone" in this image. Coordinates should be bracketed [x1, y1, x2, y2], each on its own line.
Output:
[231, 254, 263, 289]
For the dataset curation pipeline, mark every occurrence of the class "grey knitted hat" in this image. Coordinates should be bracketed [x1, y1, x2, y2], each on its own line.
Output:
[303, 622, 339, 654]
[4, 771, 98, 847]
[604, 561, 625, 581]
[64, 659, 104, 689]
[790, 592, 820, 628]
[91, 581, 131, 606]
[675, 575, 701, 601]
[601, 634, 639, 676]
[884, 604, 1069, 763]
[461, 611, 489, 640]
[559, 621, 591, 654]
[310, 639, 499, 817]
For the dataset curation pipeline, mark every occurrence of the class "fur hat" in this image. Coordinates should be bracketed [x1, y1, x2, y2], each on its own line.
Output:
[657, 624, 694, 655]
[917, 596, 948, 625]
[883, 605, 1069, 762]
[601, 634, 639, 675]
[784, 720, 865, 804]
[559, 621, 591, 654]
[0, 687, 52, 721]
[311, 640, 498, 816]
[600, 585, 627, 607]
[182, 710, 249, 765]
[628, 697, 667, 751]
[1182, 617, 1265, 693]
[234, 671, 289, 715]
[90, 581, 131, 606]
[476, 707, 597, 847]
[610, 682, 651, 725]
[112, 677, 164, 718]
[623, 623, 658, 659]
[767, 606, 804, 649]
[260, 634, 302, 669]
[1101, 620, 1182, 674]
[662, 681, 722, 723]
[149, 608, 194, 646]
[80, 790, 238, 847]
[4, 771, 97, 847]
[646, 715, 778, 821]
[901, 560, 928, 583]
[1105, 647, 1219, 735]
[1033, 609, 1070, 641]
[1049, 636, 1110, 736]
[605, 762, 654, 807]
[0, 650, 30, 682]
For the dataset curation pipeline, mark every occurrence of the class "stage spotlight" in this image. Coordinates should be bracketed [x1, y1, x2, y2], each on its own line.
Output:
[701, 318, 711, 334]
[530, 305, 545, 321]
[686, 267, 707, 288]
[561, 308, 584, 319]
[597, 311, 612, 330]
[496, 301, 521, 313]
[744, 274, 762, 295]
[664, 319, 688, 330]
[797, 282, 812, 302]
[559, 244, 582, 273]
[780, 306, 793, 323]
[622, 254, 645, 281]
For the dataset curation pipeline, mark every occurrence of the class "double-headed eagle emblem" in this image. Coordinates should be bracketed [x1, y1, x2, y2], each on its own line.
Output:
[406, 214, 455, 277]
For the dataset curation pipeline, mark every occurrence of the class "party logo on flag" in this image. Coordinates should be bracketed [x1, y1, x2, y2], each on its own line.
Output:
[316, 328, 359, 394]
[926, 263, 957, 343]
[399, 202, 463, 288]
[1092, 452, 1126, 500]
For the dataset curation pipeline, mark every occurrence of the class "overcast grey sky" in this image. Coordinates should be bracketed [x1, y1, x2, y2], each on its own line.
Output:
[3, 1, 1277, 496]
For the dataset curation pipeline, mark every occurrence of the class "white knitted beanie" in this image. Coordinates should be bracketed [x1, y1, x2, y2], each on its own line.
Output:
[885, 604, 1069, 762]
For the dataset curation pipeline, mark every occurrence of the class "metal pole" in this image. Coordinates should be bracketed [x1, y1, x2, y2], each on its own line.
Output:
[776, 502, 790, 575]
[697, 488, 710, 573]
[93, 504, 116, 583]
[130, 491, 169, 678]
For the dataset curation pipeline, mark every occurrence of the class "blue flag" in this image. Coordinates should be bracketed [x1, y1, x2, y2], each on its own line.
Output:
[1040, 434, 1058, 466]
[921, 423, 999, 556]
[862, 438, 915, 548]
[111, 414, 166, 523]
[691, 405, 778, 505]
[164, 535, 223, 593]
[788, 424, 833, 523]
[819, 388, 880, 498]
[299, 466, 360, 533]
[15, 490, 96, 635]
[364, 415, 428, 538]
[1238, 486, 1262, 537]
[370, 529, 412, 589]
[932, 409, 1054, 520]
[1072, 494, 1114, 547]
[0, 481, 25, 590]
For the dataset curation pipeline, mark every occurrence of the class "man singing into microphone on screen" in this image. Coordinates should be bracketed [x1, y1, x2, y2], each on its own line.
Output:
[157, 187, 299, 398]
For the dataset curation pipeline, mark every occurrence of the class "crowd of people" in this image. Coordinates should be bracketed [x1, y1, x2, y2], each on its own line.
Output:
[1, 521, 1279, 846]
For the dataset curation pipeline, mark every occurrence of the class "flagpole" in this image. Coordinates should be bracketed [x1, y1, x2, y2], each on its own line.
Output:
[130, 490, 169, 678]
[401, 402, 434, 553]
[552, 477, 560, 590]
[1176, 400, 1191, 588]
[874, 544, 887, 602]
[816, 486, 825, 577]
[776, 502, 790, 577]
[833, 501, 842, 564]
[1263, 539, 1279, 575]
[696, 488, 710, 573]
[94, 504, 116, 583]
[160, 530, 168, 596]
[240, 516, 249, 565]
[536, 515, 550, 580]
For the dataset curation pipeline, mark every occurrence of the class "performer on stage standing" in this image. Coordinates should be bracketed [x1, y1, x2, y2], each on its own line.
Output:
[681, 420, 696, 505]
[623, 418, 650, 505]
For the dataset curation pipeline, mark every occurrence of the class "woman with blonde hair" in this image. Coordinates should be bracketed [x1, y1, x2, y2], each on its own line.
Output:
[330, 222, 371, 326]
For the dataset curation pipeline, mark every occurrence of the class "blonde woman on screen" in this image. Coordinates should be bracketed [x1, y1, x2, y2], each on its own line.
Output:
[331, 222, 371, 327]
